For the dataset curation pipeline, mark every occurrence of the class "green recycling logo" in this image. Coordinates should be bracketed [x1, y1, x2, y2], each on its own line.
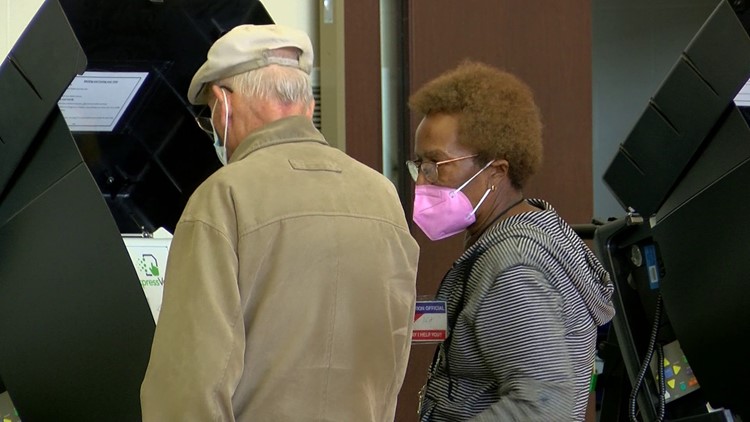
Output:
[138, 254, 160, 277]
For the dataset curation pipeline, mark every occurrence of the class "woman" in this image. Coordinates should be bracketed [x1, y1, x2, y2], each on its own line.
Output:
[409, 61, 615, 421]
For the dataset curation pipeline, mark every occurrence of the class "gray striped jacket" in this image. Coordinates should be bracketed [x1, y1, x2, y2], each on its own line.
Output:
[419, 199, 615, 421]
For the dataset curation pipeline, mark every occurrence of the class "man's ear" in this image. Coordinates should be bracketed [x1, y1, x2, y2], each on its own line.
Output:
[210, 84, 231, 121]
[210, 84, 224, 105]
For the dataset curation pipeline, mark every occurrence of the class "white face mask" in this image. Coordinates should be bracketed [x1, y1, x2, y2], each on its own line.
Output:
[210, 88, 230, 166]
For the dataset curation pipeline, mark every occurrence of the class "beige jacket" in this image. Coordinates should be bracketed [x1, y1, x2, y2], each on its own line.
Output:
[141, 116, 419, 421]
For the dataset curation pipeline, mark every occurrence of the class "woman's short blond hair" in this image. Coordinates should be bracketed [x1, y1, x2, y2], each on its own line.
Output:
[409, 61, 543, 189]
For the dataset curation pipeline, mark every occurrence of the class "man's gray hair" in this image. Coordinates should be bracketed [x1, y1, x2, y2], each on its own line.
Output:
[222, 63, 313, 106]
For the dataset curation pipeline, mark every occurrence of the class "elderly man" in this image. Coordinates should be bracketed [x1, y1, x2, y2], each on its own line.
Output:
[140, 24, 419, 421]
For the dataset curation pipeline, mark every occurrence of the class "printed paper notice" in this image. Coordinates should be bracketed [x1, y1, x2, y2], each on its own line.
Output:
[59, 71, 148, 132]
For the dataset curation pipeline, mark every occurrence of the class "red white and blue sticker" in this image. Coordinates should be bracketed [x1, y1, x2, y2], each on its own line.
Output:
[412, 301, 447, 342]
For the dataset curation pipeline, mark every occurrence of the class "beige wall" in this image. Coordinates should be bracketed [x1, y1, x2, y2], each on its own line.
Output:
[262, 0, 318, 53]
[0, 0, 43, 57]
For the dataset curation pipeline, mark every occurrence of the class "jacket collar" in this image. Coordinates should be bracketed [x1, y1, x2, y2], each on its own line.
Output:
[229, 115, 329, 163]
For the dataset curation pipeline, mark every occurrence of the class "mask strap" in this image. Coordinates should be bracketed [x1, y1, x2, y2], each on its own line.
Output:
[221, 88, 229, 147]
[456, 160, 494, 192]
[468, 187, 492, 218]
[210, 98, 219, 127]
[458, 160, 495, 220]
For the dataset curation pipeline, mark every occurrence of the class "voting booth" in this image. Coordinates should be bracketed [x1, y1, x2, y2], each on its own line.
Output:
[0, 2, 155, 419]
[596, 1, 750, 420]
[0, 0, 273, 419]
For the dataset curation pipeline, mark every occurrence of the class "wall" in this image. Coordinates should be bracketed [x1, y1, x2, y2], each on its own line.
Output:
[399, 1, 594, 420]
[261, 0, 318, 58]
[0, 0, 43, 57]
[267, 0, 384, 172]
[592, 0, 718, 220]
[380, 0, 401, 184]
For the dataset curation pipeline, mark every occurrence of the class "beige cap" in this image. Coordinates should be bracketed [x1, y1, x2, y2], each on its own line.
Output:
[187, 24, 314, 105]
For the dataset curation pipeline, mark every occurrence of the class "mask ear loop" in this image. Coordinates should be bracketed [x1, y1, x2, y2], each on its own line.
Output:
[209, 98, 219, 130]
[471, 178, 498, 217]
[468, 187, 492, 218]
[455, 160, 494, 192]
[220, 88, 230, 149]
[453, 160, 495, 219]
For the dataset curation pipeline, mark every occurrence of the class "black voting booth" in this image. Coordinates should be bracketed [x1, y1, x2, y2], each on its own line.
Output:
[56, 0, 272, 234]
[0, 0, 271, 420]
[595, 0, 750, 420]
[0, 1, 155, 420]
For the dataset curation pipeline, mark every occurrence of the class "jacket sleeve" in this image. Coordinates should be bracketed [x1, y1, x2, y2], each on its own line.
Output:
[140, 220, 243, 422]
[469, 266, 576, 422]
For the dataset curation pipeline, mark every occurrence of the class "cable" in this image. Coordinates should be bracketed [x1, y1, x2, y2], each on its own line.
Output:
[656, 343, 666, 421]
[629, 294, 664, 422]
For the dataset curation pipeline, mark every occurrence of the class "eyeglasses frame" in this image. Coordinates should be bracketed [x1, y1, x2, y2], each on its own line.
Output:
[193, 85, 235, 138]
[406, 153, 479, 183]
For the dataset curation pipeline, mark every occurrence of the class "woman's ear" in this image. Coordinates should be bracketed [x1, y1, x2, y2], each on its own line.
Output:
[489, 159, 510, 180]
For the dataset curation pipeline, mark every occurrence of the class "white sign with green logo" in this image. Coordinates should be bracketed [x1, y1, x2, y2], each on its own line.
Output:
[122, 235, 172, 323]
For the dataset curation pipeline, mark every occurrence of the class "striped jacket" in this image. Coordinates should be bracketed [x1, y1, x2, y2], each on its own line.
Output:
[419, 199, 614, 421]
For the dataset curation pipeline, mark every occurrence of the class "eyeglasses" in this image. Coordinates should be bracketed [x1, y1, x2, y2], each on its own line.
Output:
[406, 154, 478, 183]
[194, 106, 214, 139]
[193, 85, 234, 139]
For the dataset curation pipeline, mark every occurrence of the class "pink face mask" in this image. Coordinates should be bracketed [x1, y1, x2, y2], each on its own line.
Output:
[413, 161, 493, 241]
